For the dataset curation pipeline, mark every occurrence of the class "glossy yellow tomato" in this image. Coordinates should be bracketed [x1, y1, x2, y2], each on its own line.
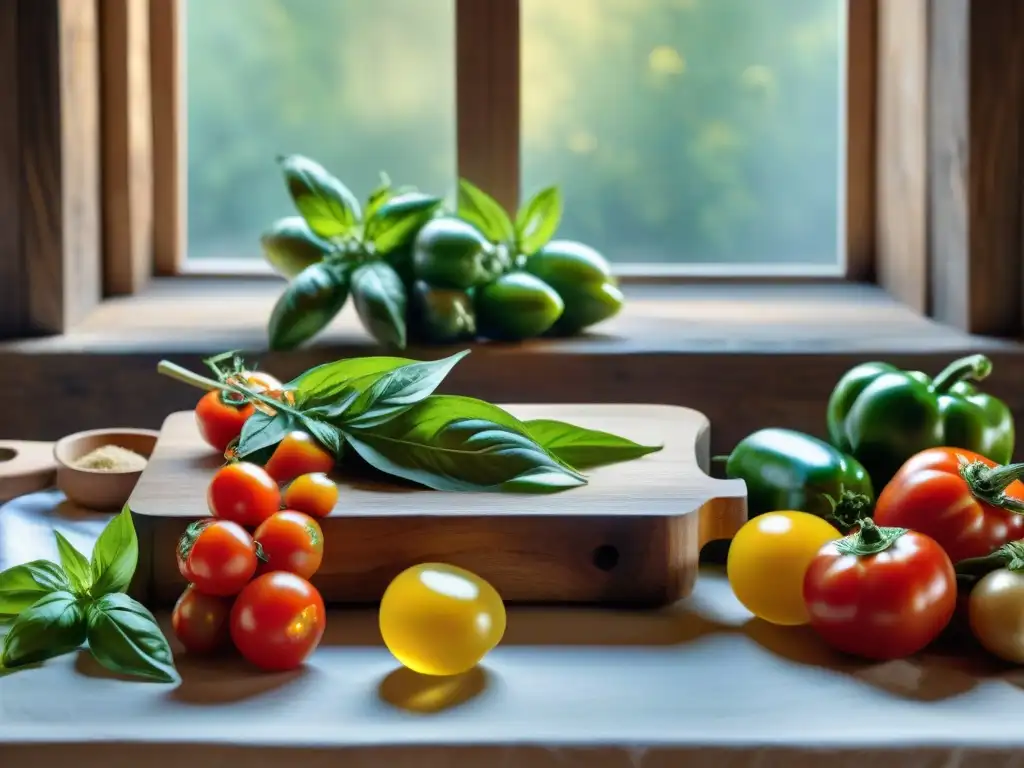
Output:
[727, 510, 840, 626]
[379, 563, 506, 676]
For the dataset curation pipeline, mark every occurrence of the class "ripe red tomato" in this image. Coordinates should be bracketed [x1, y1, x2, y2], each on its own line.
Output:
[254, 511, 324, 580]
[283, 473, 338, 519]
[264, 431, 335, 485]
[171, 584, 233, 654]
[177, 520, 259, 597]
[873, 447, 1024, 563]
[207, 462, 281, 528]
[230, 571, 326, 671]
[803, 520, 956, 660]
[194, 371, 283, 453]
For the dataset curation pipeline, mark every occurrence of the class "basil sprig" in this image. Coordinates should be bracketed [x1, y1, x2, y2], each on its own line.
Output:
[0, 507, 178, 684]
[166, 349, 662, 495]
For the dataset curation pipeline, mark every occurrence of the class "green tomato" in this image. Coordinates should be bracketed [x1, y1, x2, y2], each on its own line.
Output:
[474, 272, 564, 341]
[408, 281, 476, 344]
[413, 217, 498, 290]
[524, 240, 623, 334]
[260, 216, 333, 279]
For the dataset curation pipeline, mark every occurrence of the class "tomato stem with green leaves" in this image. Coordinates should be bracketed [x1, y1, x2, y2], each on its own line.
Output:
[957, 456, 1024, 513]
[930, 353, 993, 393]
[822, 490, 873, 534]
[158, 360, 300, 422]
[954, 540, 1024, 591]
[833, 518, 908, 557]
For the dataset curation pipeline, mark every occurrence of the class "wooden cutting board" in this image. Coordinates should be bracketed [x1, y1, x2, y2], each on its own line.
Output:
[127, 405, 747, 608]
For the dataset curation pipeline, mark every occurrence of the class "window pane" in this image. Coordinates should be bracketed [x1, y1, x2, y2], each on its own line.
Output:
[521, 0, 844, 268]
[186, 0, 456, 260]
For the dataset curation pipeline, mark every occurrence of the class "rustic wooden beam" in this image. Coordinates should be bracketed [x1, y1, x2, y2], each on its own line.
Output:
[100, 0, 154, 296]
[845, 0, 878, 283]
[149, 0, 184, 275]
[875, 0, 928, 314]
[455, 0, 520, 214]
[18, 0, 102, 335]
[929, 0, 1024, 335]
[0, 1, 24, 339]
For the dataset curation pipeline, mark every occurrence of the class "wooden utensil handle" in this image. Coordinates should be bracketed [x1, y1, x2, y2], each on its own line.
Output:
[0, 440, 57, 504]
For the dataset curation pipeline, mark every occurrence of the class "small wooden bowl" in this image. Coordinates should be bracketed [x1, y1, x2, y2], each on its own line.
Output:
[54, 428, 160, 511]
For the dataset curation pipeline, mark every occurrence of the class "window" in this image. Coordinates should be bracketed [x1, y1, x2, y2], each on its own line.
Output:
[183, 0, 845, 275]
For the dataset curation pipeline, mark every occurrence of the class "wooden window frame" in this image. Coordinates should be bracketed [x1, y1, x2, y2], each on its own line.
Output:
[1, 0, 1023, 340]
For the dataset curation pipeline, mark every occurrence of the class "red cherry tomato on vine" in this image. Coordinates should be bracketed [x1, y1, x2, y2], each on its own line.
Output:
[207, 462, 281, 528]
[803, 520, 956, 660]
[194, 371, 283, 453]
[177, 520, 260, 597]
[283, 473, 338, 519]
[873, 447, 1024, 563]
[254, 511, 324, 580]
[171, 584, 233, 654]
[264, 431, 335, 485]
[230, 571, 326, 671]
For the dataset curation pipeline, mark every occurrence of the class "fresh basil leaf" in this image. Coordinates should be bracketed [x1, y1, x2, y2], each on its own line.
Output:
[351, 261, 408, 349]
[1, 591, 87, 668]
[366, 192, 443, 254]
[86, 593, 179, 683]
[515, 186, 563, 256]
[259, 215, 334, 279]
[364, 171, 394, 222]
[236, 410, 296, 460]
[342, 350, 470, 430]
[53, 531, 91, 594]
[268, 261, 350, 351]
[297, 414, 343, 457]
[279, 154, 361, 239]
[89, 505, 138, 597]
[303, 387, 361, 421]
[343, 399, 586, 492]
[288, 356, 413, 403]
[0, 561, 72, 621]
[457, 178, 515, 245]
[525, 419, 663, 469]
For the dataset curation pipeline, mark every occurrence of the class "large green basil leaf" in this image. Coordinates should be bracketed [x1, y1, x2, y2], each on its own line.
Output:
[280, 154, 361, 239]
[351, 261, 408, 349]
[259, 216, 334, 279]
[1, 591, 87, 668]
[525, 419, 662, 470]
[0, 560, 72, 622]
[86, 593, 179, 683]
[53, 531, 91, 594]
[457, 178, 515, 245]
[515, 186, 563, 256]
[343, 398, 586, 492]
[340, 351, 470, 430]
[287, 356, 414, 404]
[366, 192, 443, 255]
[89, 505, 139, 597]
[268, 261, 350, 351]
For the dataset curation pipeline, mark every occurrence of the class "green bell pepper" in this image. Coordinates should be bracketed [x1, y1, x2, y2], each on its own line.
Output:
[827, 354, 1014, 490]
[721, 428, 873, 529]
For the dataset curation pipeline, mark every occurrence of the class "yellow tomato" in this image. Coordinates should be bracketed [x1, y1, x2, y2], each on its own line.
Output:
[379, 563, 506, 676]
[727, 510, 840, 626]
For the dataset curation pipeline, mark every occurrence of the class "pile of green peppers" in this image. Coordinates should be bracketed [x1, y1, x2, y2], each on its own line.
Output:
[260, 155, 624, 350]
[721, 354, 1014, 530]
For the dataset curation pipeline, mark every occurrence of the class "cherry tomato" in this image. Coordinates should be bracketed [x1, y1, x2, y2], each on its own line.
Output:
[232, 370, 282, 392]
[230, 571, 326, 671]
[194, 371, 283, 453]
[803, 520, 956, 660]
[253, 511, 324, 580]
[727, 511, 841, 626]
[177, 520, 259, 597]
[283, 473, 338, 519]
[207, 462, 281, 528]
[969, 568, 1024, 663]
[873, 447, 1024, 563]
[171, 584, 233, 654]
[264, 431, 335, 485]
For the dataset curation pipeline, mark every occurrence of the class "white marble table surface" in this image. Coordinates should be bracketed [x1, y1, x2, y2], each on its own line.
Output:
[1, 491, 1024, 768]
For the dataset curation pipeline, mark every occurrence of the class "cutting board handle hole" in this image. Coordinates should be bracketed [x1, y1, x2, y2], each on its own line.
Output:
[0, 447, 16, 463]
[592, 544, 619, 572]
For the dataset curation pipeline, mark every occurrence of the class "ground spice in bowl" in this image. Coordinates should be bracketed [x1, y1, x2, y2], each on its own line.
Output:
[71, 445, 149, 473]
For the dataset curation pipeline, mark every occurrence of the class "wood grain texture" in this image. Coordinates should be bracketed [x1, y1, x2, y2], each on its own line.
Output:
[0, 1, 23, 339]
[845, 0, 877, 283]
[127, 406, 748, 608]
[18, 0, 102, 334]
[0, 440, 56, 504]
[456, 0, 519, 214]
[876, 0, 928, 313]
[929, 0, 1024, 335]
[149, 0, 183, 275]
[100, 0, 153, 296]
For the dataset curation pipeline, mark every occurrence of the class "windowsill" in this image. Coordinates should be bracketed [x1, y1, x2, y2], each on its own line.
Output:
[2, 278, 1021, 356]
